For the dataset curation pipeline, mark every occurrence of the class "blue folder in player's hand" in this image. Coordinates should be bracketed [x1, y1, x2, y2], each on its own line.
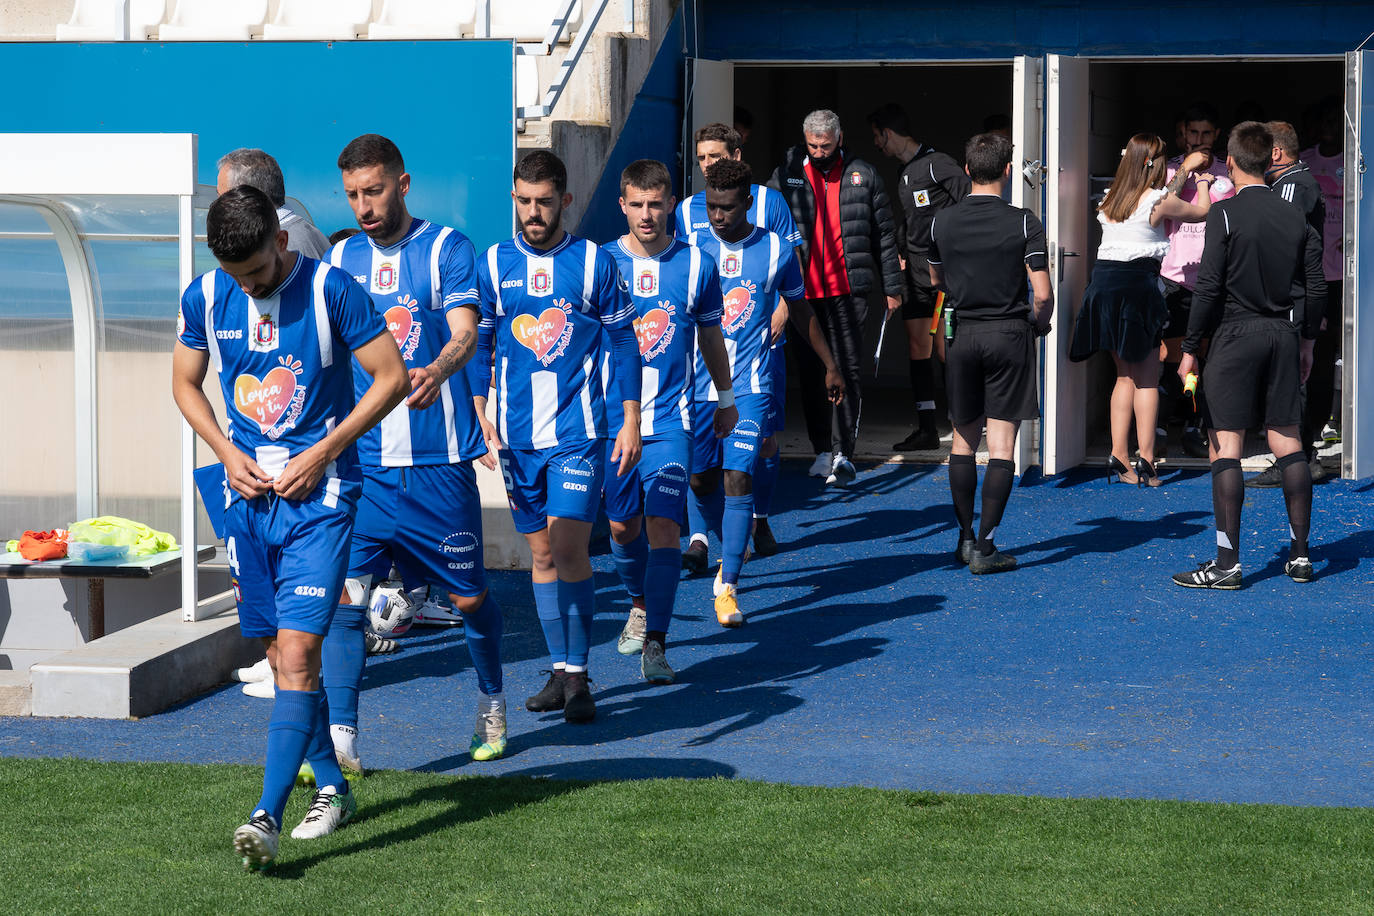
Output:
[192, 463, 228, 540]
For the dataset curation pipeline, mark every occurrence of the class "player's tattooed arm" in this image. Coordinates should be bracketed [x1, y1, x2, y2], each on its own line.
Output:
[409, 309, 478, 410]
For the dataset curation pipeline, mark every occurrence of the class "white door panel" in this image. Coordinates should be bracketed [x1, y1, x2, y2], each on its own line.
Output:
[1044, 54, 1089, 475]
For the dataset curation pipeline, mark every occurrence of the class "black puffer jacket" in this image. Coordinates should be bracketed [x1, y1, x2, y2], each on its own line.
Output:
[768, 145, 904, 300]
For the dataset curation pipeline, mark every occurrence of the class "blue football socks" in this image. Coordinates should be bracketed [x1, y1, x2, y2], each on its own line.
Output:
[255, 688, 319, 823]
[532, 579, 565, 667]
[721, 493, 754, 586]
[321, 602, 365, 732]
[609, 529, 649, 598]
[559, 576, 596, 670]
[644, 547, 681, 634]
[461, 591, 505, 695]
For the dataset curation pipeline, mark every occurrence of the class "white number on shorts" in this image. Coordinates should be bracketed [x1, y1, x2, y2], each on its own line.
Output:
[226, 536, 241, 576]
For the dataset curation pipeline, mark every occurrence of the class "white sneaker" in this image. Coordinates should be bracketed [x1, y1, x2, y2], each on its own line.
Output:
[290, 786, 356, 840]
[233, 810, 279, 870]
[808, 451, 832, 478]
[825, 455, 857, 487]
[412, 589, 464, 627]
[242, 679, 275, 699]
[234, 658, 272, 683]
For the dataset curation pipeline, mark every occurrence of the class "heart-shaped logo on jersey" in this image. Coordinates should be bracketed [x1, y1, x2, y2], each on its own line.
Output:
[634, 308, 672, 356]
[234, 365, 298, 433]
[723, 285, 754, 331]
[385, 305, 413, 348]
[511, 307, 568, 360]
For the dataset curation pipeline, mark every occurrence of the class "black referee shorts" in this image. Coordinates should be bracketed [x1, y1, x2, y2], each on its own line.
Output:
[903, 264, 939, 321]
[1202, 317, 1302, 431]
[946, 318, 1039, 426]
[1160, 277, 1192, 341]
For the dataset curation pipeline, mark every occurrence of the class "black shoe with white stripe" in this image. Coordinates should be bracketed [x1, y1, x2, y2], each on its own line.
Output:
[1171, 560, 1242, 590]
[1284, 556, 1314, 583]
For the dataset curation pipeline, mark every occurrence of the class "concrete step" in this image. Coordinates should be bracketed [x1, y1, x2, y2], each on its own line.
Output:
[29, 590, 259, 719]
[0, 669, 31, 716]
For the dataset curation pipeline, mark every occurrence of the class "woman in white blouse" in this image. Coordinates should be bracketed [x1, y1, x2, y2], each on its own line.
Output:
[1071, 133, 1212, 485]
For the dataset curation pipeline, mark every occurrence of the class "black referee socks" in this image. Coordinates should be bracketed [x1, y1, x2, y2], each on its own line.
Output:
[910, 358, 937, 433]
[948, 453, 977, 539]
[1276, 451, 1312, 559]
[1210, 458, 1244, 569]
[977, 458, 1016, 555]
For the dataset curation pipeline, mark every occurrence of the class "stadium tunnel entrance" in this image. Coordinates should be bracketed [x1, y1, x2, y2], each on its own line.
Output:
[1068, 57, 1346, 471]
[692, 61, 1021, 462]
[687, 53, 1362, 476]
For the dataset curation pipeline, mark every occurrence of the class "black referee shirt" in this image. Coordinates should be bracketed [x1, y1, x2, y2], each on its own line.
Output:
[897, 145, 971, 270]
[927, 195, 1048, 321]
[1184, 184, 1326, 352]
[1270, 161, 1325, 239]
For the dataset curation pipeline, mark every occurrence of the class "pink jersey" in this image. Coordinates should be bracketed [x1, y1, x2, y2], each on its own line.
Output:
[1159, 156, 1235, 289]
[1301, 145, 1344, 281]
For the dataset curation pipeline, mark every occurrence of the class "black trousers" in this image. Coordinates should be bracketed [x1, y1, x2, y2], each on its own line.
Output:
[792, 294, 867, 458]
[1302, 279, 1342, 456]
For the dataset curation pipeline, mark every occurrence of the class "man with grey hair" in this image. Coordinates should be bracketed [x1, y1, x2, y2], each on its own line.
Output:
[217, 148, 331, 258]
[769, 109, 903, 486]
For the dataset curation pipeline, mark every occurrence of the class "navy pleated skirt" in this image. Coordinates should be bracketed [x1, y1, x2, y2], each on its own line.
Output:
[1069, 257, 1168, 363]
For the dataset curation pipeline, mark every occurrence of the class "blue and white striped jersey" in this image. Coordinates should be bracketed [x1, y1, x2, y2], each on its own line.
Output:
[177, 254, 386, 508]
[675, 183, 801, 247]
[475, 232, 635, 450]
[602, 237, 724, 438]
[687, 227, 804, 402]
[329, 218, 485, 467]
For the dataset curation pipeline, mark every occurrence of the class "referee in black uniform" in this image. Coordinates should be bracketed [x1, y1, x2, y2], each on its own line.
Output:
[927, 132, 1052, 574]
[1173, 121, 1326, 590]
[869, 103, 971, 451]
[1245, 119, 1326, 489]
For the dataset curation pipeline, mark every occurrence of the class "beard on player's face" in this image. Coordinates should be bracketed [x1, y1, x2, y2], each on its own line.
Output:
[520, 205, 562, 245]
[360, 202, 405, 242]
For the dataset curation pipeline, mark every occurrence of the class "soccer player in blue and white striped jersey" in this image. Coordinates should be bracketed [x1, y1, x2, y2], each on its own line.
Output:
[173, 186, 409, 867]
[473, 151, 641, 723]
[675, 122, 802, 246]
[678, 123, 802, 560]
[319, 134, 508, 776]
[687, 159, 844, 628]
[602, 159, 737, 684]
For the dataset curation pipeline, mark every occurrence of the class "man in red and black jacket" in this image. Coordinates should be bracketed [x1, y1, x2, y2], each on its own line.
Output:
[769, 109, 904, 486]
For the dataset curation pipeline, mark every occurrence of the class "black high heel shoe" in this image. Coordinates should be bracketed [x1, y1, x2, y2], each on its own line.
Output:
[1135, 456, 1162, 488]
[1107, 456, 1138, 484]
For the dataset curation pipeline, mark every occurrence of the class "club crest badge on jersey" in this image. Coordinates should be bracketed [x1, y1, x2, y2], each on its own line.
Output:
[634, 302, 676, 360]
[374, 260, 399, 294]
[385, 295, 423, 361]
[233, 355, 306, 439]
[511, 298, 574, 366]
[719, 249, 743, 279]
[633, 258, 659, 297]
[722, 279, 757, 333]
[850, 171, 863, 186]
[527, 256, 555, 298]
[248, 312, 278, 353]
[913, 189, 931, 208]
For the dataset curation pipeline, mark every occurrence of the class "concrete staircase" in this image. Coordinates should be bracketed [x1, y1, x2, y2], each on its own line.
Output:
[518, 0, 677, 231]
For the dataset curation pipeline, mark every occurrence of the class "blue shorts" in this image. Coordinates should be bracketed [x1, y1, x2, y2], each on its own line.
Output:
[226, 493, 354, 639]
[500, 439, 605, 534]
[348, 463, 488, 599]
[603, 430, 690, 526]
[690, 392, 772, 475]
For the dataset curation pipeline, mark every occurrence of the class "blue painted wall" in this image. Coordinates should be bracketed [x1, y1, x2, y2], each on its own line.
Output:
[576, 14, 686, 243]
[698, 0, 1374, 60]
[0, 40, 514, 250]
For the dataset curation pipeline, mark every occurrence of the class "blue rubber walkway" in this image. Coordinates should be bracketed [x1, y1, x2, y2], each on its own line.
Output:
[3, 461, 1370, 807]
